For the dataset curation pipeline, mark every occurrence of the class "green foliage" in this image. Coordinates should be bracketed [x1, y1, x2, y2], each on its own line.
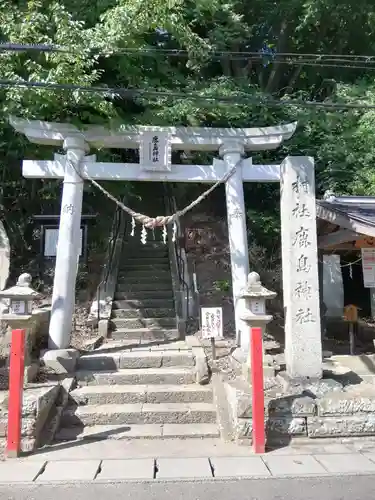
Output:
[213, 279, 231, 292]
[1, 0, 375, 264]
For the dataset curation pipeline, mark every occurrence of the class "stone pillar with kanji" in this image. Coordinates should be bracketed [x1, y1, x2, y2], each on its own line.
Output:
[280, 156, 322, 380]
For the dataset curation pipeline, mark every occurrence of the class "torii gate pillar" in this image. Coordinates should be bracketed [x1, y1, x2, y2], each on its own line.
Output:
[220, 142, 249, 354]
[48, 137, 89, 349]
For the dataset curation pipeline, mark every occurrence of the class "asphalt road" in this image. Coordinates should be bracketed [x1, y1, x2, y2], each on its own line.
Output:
[1, 476, 375, 500]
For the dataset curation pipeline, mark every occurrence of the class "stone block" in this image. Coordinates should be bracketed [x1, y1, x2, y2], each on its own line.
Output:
[76, 367, 196, 386]
[235, 419, 252, 440]
[192, 347, 209, 385]
[99, 459, 155, 480]
[81, 336, 105, 352]
[0, 461, 45, 483]
[332, 354, 375, 376]
[305, 379, 343, 398]
[0, 383, 60, 452]
[162, 423, 219, 438]
[242, 362, 275, 381]
[98, 319, 109, 338]
[211, 457, 271, 478]
[119, 352, 162, 369]
[145, 386, 212, 404]
[267, 416, 307, 437]
[268, 394, 316, 417]
[263, 455, 326, 476]
[317, 390, 375, 416]
[156, 458, 213, 479]
[307, 415, 375, 437]
[162, 353, 194, 368]
[37, 460, 101, 482]
[314, 453, 375, 473]
[0, 417, 35, 437]
[225, 379, 252, 420]
[78, 353, 120, 371]
[26, 385, 59, 418]
[41, 348, 79, 374]
[277, 372, 343, 397]
[235, 416, 306, 440]
[24, 363, 39, 383]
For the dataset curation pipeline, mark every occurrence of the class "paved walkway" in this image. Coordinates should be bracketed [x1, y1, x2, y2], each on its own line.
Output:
[4, 438, 375, 482]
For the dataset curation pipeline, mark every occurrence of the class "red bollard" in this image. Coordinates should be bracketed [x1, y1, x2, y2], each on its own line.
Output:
[7, 329, 26, 458]
[250, 326, 265, 454]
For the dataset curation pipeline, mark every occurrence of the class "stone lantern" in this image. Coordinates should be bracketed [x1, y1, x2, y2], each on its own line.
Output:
[0, 273, 42, 325]
[0, 274, 42, 384]
[240, 272, 276, 327]
[239, 272, 277, 378]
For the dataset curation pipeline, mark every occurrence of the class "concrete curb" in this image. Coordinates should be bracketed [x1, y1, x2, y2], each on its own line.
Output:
[4, 451, 375, 483]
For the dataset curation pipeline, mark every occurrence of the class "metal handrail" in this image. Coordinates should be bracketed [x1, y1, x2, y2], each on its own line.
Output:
[163, 184, 191, 322]
[96, 202, 125, 323]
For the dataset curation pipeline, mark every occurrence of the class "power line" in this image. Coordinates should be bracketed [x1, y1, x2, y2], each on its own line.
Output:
[1, 78, 374, 110]
[2, 43, 375, 73]
[1, 42, 375, 63]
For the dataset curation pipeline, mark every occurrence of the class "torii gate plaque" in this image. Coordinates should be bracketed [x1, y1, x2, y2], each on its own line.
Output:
[10, 117, 322, 380]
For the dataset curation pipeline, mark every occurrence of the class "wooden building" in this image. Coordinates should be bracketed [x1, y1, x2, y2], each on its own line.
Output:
[317, 193, 375, 319]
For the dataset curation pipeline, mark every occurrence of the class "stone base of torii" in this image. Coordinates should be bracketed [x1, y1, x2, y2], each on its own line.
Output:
[10, 116, 322, 380]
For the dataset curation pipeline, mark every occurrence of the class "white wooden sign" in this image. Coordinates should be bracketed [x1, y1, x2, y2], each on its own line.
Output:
[362, 248, 375, 288]
[139, 130, 171, 172]
[44, 228, 83, 257]
[201, 307, 223, 339]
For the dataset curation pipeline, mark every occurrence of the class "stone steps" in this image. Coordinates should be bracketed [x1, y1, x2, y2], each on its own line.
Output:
[109, 327, 179, 341]
[111, 307, 175, 319]
[116, 282, 172, 292]
[119, 263, 170, 271]
[116, 276, 172, 285]
[114, 290, 174, 300]
[124, 257, 170, 264]
[77, 349, 194, 371]
[55, 423, 219, 441]
[61, 402, 217, 426]
[69, 384, 213, 405]
[112, 299, 175, 310]
[110, 317, 176, 330]
[76, 367, 196, 386]
[122, 250, 169, 258]
[117, 270, 171, 279]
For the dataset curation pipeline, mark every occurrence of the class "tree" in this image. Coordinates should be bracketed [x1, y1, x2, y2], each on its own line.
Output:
[1, 0, 375, 261]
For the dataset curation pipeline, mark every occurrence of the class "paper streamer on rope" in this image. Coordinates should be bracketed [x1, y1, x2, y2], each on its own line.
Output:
[162, 225, 167, 244]
[141, 225, 147, 244]
[172, 222, 177, 242]
[130, 217, 136, 237]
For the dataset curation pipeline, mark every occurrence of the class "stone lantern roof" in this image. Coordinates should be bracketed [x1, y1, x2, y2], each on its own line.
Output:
[0, 273, 42, 301]
[240, 272, 277, 300]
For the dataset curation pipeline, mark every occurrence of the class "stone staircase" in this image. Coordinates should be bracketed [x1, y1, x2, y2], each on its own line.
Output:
[109, 238, 178, 342]
[55, 234, 219, 442]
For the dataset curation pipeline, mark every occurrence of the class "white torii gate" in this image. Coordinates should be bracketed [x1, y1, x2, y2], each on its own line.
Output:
[10, 117, 322, 380]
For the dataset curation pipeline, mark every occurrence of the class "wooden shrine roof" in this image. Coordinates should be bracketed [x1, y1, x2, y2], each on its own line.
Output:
[317, 196, 375, 249]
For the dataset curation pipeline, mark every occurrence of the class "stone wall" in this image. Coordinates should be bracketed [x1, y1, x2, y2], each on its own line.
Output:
[0, 382, 61, 453]
[215, 373, 375, 445]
